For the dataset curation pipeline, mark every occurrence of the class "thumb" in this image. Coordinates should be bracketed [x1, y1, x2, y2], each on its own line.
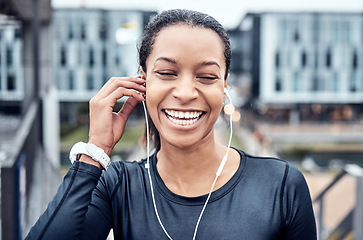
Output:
[117, 97, 140, 121]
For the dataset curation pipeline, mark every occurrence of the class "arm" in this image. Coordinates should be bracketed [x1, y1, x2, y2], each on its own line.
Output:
[26, 76, 146, 239]
[25, 161, 103, 239]
[281, 164, 317, 240]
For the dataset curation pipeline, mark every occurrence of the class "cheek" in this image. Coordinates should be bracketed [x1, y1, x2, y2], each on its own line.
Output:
[203, 86, 225, 110]
[209, 93, 225, 114]
[145, 84, 156, 110]
[145, 80, 164, 119]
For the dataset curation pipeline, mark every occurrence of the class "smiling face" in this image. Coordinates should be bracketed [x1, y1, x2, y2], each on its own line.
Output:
[143, 24, 228, 150]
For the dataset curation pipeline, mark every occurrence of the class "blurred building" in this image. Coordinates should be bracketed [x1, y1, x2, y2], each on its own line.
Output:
[0, 0, 61, 239]
[52, 9, 156, 122]
[232, 12, 363, 124]
[0, 15, 23, 106]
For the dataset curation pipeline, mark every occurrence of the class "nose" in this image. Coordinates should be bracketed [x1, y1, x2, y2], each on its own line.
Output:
[172, 75, 198, 103]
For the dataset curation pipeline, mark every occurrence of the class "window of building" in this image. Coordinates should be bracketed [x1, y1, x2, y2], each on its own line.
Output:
[78, 47, 82, 65]
[69, 70, 74, 90]
[7, 73, 15, 90]
[81, 22, 86, 40]
[293, 30, 300, 42]
[102, 48, 107, 67]
[6, 45, 12, 67]
[333, 72, 339, 92]
[301, 50, 307, 67]
[275, 76, 282, 92]
[275, 51, 280, 68]
[312, 76, 319, 91]
[326, 48, 331, 68]
[68, 23, 73, 39]
[314, 51, 319, 68]
[14, 28, 22, 39]
[99, 21, 107, 40]
[87, 74, 94, 90]
[293, 71, 300, 92]
[349, 73, 357, 92]
[60, 45, 66, 66]
[89, 47, 94, 67]
[352, 50, 358, 70]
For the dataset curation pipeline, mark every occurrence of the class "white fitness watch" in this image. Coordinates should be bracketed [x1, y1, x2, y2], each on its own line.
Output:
[69, 142, 111, 170]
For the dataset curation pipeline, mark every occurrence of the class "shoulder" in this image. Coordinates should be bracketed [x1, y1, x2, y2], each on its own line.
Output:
[97, 159, 147, 196]
[237, 150, 307, 190]
[240, 150, 290, 177]
[101, 159, 147, 182]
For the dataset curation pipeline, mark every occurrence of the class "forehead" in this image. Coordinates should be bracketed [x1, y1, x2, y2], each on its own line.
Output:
[148, 24, 225, 66]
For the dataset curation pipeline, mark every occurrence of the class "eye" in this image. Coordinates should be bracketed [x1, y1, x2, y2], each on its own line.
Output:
[197, 74, 219, 84]
[155, 71, 178, 80]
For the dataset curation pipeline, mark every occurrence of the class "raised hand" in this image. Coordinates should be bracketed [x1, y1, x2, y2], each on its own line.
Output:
[87, 76, 146, 156]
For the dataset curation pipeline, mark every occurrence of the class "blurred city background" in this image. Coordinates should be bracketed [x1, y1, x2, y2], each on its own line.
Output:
[0, 0, 363, 239]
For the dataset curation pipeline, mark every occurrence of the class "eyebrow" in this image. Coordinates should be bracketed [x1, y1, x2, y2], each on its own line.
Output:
[200, 61, 221, 69]
[154, 57, 221, 69]
[154, 57, 177, 65]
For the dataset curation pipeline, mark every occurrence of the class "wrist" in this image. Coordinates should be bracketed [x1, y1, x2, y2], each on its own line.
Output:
[88, 139, 113, 155]
[69, 142, 111, 170]
[79, 154, 102, 169]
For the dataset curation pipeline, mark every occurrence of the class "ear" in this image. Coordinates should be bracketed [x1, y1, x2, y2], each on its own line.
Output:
[140, 66, 147, 80]
[224, 73, 230, 93]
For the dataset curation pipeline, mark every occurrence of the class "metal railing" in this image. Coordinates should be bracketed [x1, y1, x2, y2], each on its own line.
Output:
[313, 164, 363, 240]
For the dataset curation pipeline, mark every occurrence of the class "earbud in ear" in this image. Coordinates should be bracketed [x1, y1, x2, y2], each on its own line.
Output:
[224, 88, 228, 94]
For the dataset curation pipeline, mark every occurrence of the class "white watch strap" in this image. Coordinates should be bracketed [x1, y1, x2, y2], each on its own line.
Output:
[69, 142, 111, 170]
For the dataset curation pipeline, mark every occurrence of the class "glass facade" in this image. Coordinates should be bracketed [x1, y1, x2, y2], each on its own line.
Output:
[259, 13, 363, 104]
[53, 9, 157, 101]
[0, 18, 23, 101]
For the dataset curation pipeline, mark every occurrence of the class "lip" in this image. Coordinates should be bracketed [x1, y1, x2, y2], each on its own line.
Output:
[162, 109, 206, 128]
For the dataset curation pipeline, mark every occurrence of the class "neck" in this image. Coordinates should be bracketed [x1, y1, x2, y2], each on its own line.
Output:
[155, 131, 232, 196]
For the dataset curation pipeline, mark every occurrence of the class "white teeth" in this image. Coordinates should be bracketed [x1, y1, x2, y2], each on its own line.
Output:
[164, 109, 202, 119]
[164, 109, 203, 126]
[166, 115, 199, 126]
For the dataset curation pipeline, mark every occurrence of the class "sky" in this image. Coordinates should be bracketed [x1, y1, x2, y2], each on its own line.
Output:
[52, 0, 363, 29]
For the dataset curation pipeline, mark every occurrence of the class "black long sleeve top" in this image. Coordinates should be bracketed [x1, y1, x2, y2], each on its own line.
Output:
[26, 150, 317, 240]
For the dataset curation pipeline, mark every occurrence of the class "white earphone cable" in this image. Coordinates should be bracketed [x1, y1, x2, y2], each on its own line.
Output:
[192, 89, 233, 240]
[142, 101, 173, 240]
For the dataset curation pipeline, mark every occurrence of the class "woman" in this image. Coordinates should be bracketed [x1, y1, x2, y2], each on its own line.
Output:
[26, 9, 316, 240]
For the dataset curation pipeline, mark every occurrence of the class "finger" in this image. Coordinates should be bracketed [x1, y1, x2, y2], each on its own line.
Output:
[105, 87, 145, 107]
[99, 76, 142, 92]
[100, 77, 145, 97]
[117, 96, 140, 121]
[98, 77, 145, 99]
